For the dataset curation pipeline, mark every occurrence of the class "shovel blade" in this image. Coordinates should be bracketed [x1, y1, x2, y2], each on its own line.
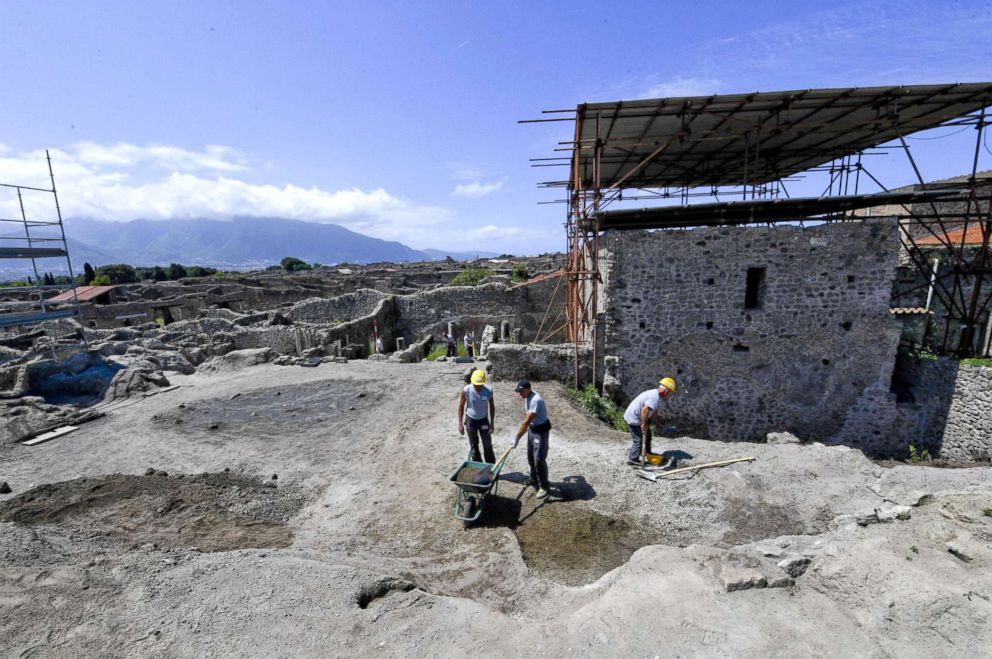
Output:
[472, 466, 494, 486]
[635, 469, 658, 482]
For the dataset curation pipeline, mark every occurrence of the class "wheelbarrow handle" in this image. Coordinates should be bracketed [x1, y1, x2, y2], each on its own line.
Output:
[494, 444, 514, 470]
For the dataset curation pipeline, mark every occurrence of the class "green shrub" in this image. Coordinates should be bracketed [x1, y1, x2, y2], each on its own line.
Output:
[425, 343, 467, 360]
[907, 444, 931, 464]
[90, 274, 112, 286]
[449, 268, 493, 287]
[569, 384, 628, 431]
[511, 264, 529, 283]
[961, 357, 992, 367]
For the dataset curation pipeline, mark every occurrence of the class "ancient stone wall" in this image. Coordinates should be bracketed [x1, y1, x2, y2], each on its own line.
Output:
[600, 219, 906, 453]
[893, 357, 992, 462]
[395, 277, 562, 343]
[486, 343, 591, 383]
[286, 289, 387, 324]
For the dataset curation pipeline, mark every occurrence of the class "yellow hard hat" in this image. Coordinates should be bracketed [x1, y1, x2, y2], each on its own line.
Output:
[470, 369, 487, 385]
[660, 377, 677, 393]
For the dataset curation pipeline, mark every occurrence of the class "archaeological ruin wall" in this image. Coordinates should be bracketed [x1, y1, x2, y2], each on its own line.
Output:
[600, 218, 908, 453]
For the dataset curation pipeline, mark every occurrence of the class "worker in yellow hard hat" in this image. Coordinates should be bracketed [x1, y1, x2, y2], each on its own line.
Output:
[623, 377, 677, 466]
[458, 369, 496, 463]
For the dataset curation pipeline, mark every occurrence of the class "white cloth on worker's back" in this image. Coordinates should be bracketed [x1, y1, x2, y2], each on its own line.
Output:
[524, 390, 548, 426]
[463, 384, 493, 420]
[623, 388, 661, 425]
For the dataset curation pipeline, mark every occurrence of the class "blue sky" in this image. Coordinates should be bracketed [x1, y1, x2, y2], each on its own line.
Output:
[1, 0, 990, 255]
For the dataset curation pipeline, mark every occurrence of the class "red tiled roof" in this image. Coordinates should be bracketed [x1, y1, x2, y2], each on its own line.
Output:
[49, 285, 117, 302]
[915, 225, 991, 246]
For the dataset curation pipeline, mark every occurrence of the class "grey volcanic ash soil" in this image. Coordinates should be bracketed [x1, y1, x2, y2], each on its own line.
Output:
[0, 471, 306, 551]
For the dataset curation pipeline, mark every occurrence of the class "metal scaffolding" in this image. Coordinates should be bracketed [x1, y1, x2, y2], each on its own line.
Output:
[0, 151, 85, 350]
[523, 83, 992, 382]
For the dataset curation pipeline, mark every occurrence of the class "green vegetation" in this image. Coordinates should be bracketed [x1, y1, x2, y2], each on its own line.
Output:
[960, 357, 992, 367]
[896, 511, 912, 521]
[511, 264, 529, 283]
[569, 384, 628, 431]
[90, 274, 112, 286]
[92, 264, 139, 284]
[426, 342, 467, 360]
[907, 444, 932, 464]
[982, 508, 992, 517]
[449, 268, 493, 287]
[280, 256, 312, 272]
[0, 280, 31, 287]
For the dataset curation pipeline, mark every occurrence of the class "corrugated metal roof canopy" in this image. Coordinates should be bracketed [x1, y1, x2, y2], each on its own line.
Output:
[588, 189, 962, 230]
[571, 83, 992, 189]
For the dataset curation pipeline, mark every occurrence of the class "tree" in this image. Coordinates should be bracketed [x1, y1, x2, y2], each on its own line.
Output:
[152, 266, 168, 281]
[168, 263, 187, 280]
[280, 256, 311, 272]
[91, 274, 112, 286]
[82, 262, 96, 285]
[187, 266, 217, 278]
[94, 264, 138, 284]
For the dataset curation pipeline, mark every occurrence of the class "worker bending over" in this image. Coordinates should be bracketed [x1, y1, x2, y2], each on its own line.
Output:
[458, 369, 496, 464]
[624, 377, 677, 466]
[513, 379, 552, 499]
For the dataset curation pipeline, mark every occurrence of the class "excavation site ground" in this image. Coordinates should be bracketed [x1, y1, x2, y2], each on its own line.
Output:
[3, 359, 992, 657]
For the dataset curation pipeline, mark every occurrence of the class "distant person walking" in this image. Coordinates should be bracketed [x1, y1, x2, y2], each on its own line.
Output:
[375, 336, 384, 354]
[464, 331, 475, 358]
[624, 377, 677, 466]
[513, 379, 552, 499]
[458, 369, 496, 464]
[444, 332, 456, 357]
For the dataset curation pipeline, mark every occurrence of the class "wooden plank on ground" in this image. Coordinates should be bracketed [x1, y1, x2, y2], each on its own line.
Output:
[22, 425, 79, 446]
[143, 385, 180, 397]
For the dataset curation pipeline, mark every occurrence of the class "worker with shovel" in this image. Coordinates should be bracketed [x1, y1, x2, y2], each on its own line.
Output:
[624, 377, 677, 466]
[458, 369, 496, 464]
[513, 379, 552, 499]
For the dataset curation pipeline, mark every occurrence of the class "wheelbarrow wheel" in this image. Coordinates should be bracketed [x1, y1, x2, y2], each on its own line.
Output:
[461, 497, 476, 528]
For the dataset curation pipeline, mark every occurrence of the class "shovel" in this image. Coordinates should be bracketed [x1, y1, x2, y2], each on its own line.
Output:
[471, 444, 514, 486]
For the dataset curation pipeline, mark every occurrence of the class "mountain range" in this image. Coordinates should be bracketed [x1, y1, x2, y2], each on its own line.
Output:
[6, 217, 497, 273]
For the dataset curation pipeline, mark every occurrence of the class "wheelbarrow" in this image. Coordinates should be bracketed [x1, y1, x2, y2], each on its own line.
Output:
[449, 445, 513, 527]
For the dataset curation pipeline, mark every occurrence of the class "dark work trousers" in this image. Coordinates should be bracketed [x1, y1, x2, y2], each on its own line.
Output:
[446, 343, 456, 357]
[466, 345, 474, 358]
[465, 417, 495, 464]
[527, 426, 551, 489]
[627, 424, 652, 461]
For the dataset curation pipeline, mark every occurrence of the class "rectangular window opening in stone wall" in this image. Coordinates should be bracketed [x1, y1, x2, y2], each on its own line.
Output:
[744, 267, 766, 309]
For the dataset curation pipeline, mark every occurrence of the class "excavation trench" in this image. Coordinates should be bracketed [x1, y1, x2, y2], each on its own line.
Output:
[0, 472, 307, 551]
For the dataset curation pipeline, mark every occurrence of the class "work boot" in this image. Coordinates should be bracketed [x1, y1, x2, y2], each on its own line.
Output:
[536, 488, 550, 499]
[626, 458, 643, 467]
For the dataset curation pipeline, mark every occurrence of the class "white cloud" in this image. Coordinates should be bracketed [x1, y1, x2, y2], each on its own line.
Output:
[468, 224, 521, 240]
[452, 177, 507, 198]
[641, 76, 723, 99]
[0, 142, 452, 248]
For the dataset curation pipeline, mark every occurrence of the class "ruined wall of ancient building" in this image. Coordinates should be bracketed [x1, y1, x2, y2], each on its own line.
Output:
[600, 219, 907, 454]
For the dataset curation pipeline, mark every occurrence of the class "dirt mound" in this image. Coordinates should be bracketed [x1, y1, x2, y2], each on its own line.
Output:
[512, 505, 656, 586]
[0, 472, 306, 551]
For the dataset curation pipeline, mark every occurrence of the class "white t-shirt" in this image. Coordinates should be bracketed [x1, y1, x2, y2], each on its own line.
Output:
[623, 389, 661, 425]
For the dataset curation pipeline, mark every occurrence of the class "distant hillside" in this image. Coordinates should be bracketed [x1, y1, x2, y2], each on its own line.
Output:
[40, 217, 498, 269]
